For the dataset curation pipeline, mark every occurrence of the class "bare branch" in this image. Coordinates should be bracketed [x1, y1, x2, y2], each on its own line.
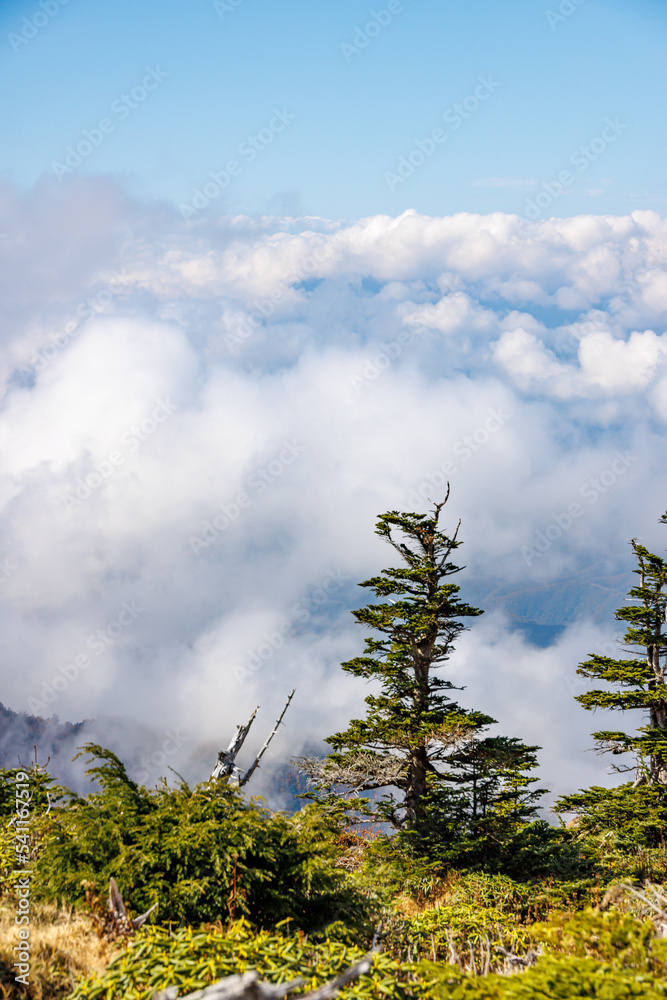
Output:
[132, 902, 158, 929]
[108, 877, 127, 923]
[299, 954, 374, 1000]
[239, 690, 295, 787]
[294, 751, 406, 793]
[91, 877, 157, 939]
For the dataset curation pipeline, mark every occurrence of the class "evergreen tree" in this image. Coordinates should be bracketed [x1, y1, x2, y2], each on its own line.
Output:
[556, 527, 667, 876]
[303, 493, 544, 852]
[445, 735, 545, 841]
[568, 538, 667, 785]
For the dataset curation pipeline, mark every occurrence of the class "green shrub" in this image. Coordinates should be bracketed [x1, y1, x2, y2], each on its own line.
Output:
[403, 904, 531, 972]
[69, 918, 414, 1000]
[27, 746, 373, 938]
[423, 956, 667, 999]
[556, 784, 667, 882]
[420, 908, 667, 999]
[386, 873, 594, 971]
[73, 909, 667, 1000]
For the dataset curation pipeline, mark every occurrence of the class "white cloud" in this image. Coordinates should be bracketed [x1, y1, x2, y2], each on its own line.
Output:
[579, 329, 667, 390]
[494, 328, 568, 388]
[402, 291, 497, 335]
[495, 326, 667, 399]
[0, 178, 665, 803]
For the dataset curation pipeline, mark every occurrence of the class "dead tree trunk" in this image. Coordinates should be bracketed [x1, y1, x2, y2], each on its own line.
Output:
[239, 690, 295, 786]
[211, 691, 295, 786]
[211, 707, 259, 782]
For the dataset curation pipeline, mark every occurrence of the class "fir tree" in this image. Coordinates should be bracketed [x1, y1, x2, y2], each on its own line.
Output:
[302, 492, 544, 849]
[556, 527, 667, 876]
[570, 538, 667, 786]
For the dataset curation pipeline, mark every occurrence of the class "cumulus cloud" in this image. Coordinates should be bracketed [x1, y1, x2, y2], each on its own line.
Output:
[495, 325, 667, 398]
[0, 177, 665, 800]
[579, 329, 667, 390]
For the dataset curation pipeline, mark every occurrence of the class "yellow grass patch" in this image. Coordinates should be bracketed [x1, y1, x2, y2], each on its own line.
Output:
[0, 900, 122, 999]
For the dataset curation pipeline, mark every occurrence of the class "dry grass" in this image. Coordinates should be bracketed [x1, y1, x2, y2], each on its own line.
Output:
[393, 877, 454, 917]
[0, 900, 122, 999]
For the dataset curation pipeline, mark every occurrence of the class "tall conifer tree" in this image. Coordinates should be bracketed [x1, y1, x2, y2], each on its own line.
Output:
[570, 539, 667, 785]
[301, 492, 544, 846]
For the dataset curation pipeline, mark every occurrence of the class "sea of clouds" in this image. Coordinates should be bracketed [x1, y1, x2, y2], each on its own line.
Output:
[1, 176, 666, 806]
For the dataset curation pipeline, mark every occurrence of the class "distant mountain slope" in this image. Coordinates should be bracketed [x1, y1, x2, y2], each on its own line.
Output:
[0, 701, 295, 806]
[0, 702, 187, 793]
[0, 701, 89, 770]
[468, 564, 634, 646]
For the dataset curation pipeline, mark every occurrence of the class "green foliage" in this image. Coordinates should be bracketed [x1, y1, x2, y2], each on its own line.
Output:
[555, 783, 667, 880]
[0, 817, 15, 894]
[423, 956, 667, 999]
[319, 498, 547, 877]
[0, 762, 63, 819]
[401, 902, 532, 971]
[571, 539, 667, 784]
[419, 908, 667, 998]
[554, 525, 667, 875]
[400, 737, 557, 876]
[71, 905, 667, 1000]
[530, 907, 663, 964]
[325, 502, 489, 827]
[28, 745, 372, 937]
[0, 763, 65, 899]
[69, 918, 414, 1000]
[415, 871, 596, 923]
[354, 863, 602, 972]
[364, 804, 583, 886]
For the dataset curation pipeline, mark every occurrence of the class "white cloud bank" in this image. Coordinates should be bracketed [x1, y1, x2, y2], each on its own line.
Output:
[1, 179, 666, 802]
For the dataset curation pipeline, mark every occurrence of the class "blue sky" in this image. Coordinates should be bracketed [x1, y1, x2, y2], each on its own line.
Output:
[2, 0, 666, 219]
